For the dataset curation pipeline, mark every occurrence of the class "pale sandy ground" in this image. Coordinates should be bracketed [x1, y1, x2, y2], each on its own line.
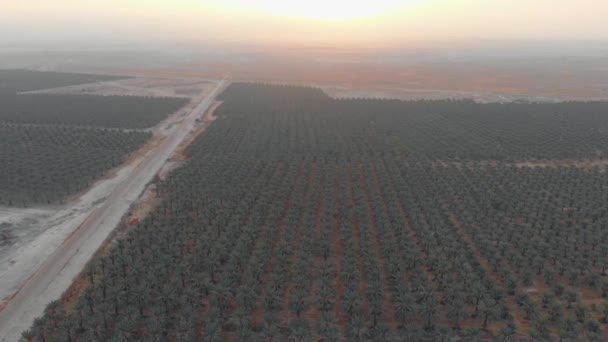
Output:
[20, 77, 213, 98]
[0, 164, 136, 303]
[320, 85, 570, 103]
[0, 78, 227, 341]
[0, 207, 58, 258]
[433, 159, 608, 171]
[515, 159, 608, 170]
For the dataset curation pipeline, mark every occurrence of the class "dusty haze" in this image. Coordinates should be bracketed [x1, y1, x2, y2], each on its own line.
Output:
[1, 1, 608, 102]
[2, 0, 608, 48]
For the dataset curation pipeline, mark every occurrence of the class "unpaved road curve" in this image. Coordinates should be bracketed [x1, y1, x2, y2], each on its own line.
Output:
[0, 79, 228, 342]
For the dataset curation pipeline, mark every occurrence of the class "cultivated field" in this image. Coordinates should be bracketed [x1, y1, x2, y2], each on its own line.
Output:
[0, 123, 150, 206]
[0, 72, 225, 341]
[0, 69, 204, 301]
[25, 84, 608, 341]
[0, 70, 192, 207]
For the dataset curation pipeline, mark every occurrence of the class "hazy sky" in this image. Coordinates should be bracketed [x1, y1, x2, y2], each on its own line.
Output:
[2, 0, 608, 48]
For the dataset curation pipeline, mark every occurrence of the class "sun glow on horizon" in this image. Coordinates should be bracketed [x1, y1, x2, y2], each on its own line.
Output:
[228, 0, 418, 20]
[3, 0, 608, 48]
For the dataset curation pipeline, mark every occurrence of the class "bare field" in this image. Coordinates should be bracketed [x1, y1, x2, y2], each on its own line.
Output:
[0, 207, 56, 255]
[21, 77, 213, 99]
[320, 85, 521, 102]
[115, 57, 608, 102]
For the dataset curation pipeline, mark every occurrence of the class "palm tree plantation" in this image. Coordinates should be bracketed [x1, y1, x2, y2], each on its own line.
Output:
[22, 83, 608, 341]
[0, 70, 187, 205]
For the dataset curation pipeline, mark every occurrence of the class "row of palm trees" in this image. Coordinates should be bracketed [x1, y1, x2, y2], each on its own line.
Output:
[431, 162, 608, 339]
[0, 93, 187, 129]
[0, 123, 150, 206]
[1, 70, 188, 206]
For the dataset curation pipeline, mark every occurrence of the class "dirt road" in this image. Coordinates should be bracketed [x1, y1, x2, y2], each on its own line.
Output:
[0, 79, 227, 341]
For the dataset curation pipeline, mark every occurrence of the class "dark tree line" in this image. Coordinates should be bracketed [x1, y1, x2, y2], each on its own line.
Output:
[0, 93, 187, 129]
[0, 69, 124, 94]
[220, 83, 608, 161]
